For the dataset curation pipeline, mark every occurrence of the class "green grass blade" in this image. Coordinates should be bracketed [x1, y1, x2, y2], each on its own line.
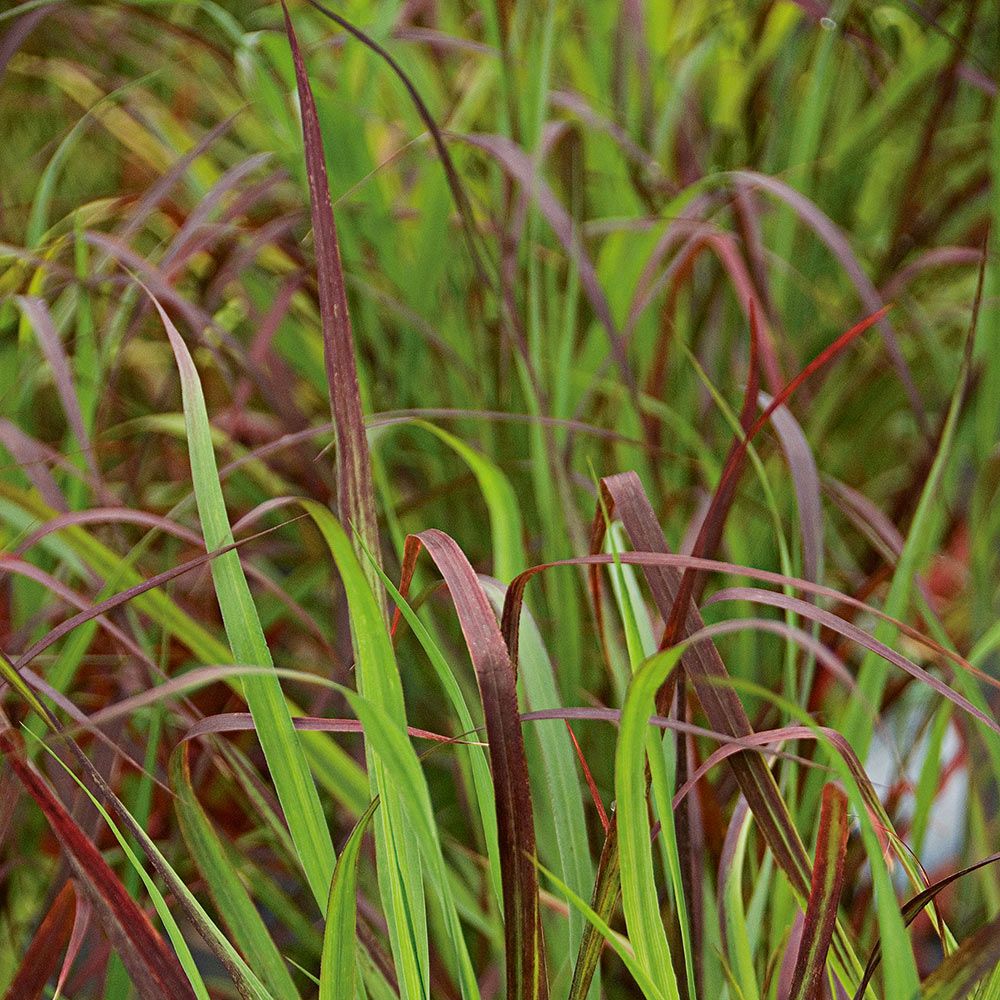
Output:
[153, 290, 335, 909]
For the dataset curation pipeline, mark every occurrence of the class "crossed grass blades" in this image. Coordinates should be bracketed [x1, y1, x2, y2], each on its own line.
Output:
[1, 1, 999, 998]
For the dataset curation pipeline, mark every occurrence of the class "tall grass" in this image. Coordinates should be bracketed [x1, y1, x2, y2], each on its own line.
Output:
[1, 1, 999, 998]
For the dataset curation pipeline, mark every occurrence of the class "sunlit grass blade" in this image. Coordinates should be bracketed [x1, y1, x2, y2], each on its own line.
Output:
[302, 502, 482, 1000]
[152, 289, 335, 910]
[614, 646, 683, 1000]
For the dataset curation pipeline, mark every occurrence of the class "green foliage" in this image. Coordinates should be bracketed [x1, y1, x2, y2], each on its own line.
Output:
[1, 1, 999, 997]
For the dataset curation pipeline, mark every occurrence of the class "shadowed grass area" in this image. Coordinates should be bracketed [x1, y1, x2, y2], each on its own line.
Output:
[1, 1, 999, 997]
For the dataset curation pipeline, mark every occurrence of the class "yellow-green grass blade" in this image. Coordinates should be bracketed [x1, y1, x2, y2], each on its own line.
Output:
[365, 546, 502, 912]
[27, 729, 275, 1000]
[321, 797, 380, 1000]
[303, 502, 485, 1000]
[615, 646, 684, 1000]
[0, 481, 369, 816]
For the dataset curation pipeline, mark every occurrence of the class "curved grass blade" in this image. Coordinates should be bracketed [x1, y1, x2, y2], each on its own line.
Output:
[152, 289, 335, 910]
[482, 580, 592, 970]
[855, 851, 1000, 999]
[361, 548, 503, 910]
[397, 528, 548, 1000]
[0, 732, 199, 1000]
[321, 797, 380, 1000]
[2, 879, 75, 1000]
[920, 912, 1000, 1000]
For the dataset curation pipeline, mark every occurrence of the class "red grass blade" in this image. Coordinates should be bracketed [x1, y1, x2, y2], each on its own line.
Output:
[663, 304, 890, 639]
[2, 880, 76, 1000]
[179, 712, 480, 746]
[0, 733, 196, 1000]
[564, 721, 610, 833]
[55, 887, 91, 999]
[916, 911, 1000, 1000]
[280, 0, 385, 612]
[396, 529, 549, 1000]
[787, 784, 849, 1000]
[593, 472, 814, 892]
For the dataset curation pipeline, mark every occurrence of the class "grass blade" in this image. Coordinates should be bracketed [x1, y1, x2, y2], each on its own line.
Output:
[170, 745, 301, 1000]
[320, 798, 380, 1000]
[787, 784, 849, 1000]
[280, 0, 384, 608]
[0, 732, 198, 1000]
[398, 528, 548, 1000]
[153, 289, 335, 910]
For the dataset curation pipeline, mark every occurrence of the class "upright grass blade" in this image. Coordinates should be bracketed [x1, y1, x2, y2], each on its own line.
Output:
[302, 502, 483, 1000]
[397, 528, 548, 1000]
[280, 0, 384, 612]
[482, 580, 592, 972]
[595, 471, 812, 893]
[536, 857, 665, 1000]
[320, 797, 380, 1000]
[615, 647, 684, 1000]
[369, 550, 503, 910]
[787, 784, 849, 1000]
[170, 745, 301, 1000]
[154, 290, 335, 910]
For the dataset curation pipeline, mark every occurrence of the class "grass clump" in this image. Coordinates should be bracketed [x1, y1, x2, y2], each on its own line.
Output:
[1, 1, 999, 998]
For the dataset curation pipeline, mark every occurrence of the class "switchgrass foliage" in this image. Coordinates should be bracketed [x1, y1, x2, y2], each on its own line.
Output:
[0, 1, 999, 998]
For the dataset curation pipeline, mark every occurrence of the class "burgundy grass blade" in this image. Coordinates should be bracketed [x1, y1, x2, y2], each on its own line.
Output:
[787, 784, 849, 1000]
[0, 733, 197, 1000]
[180, 711, 479, 746]
[281, 0, 384, 608]
[730, 170, 926, 431]
[662, 303, 890, 643]
[761, 393, 824, 586]
[855, 851, 1000, 998]
[584, 471, 813, 894]
[704, 586, 1000, 739]
[396, 528, 548, 1000]
[55, 888, 92, 999]
[565, 721, 610, 833]
[12, 521, 293, 670]
[15, 296, 98, 480]
[2, 880, 76, 1000]
[502, 550, 983, 694]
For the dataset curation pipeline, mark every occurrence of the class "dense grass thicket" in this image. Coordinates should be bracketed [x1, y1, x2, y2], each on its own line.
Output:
[2, 1, 1000, 997]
